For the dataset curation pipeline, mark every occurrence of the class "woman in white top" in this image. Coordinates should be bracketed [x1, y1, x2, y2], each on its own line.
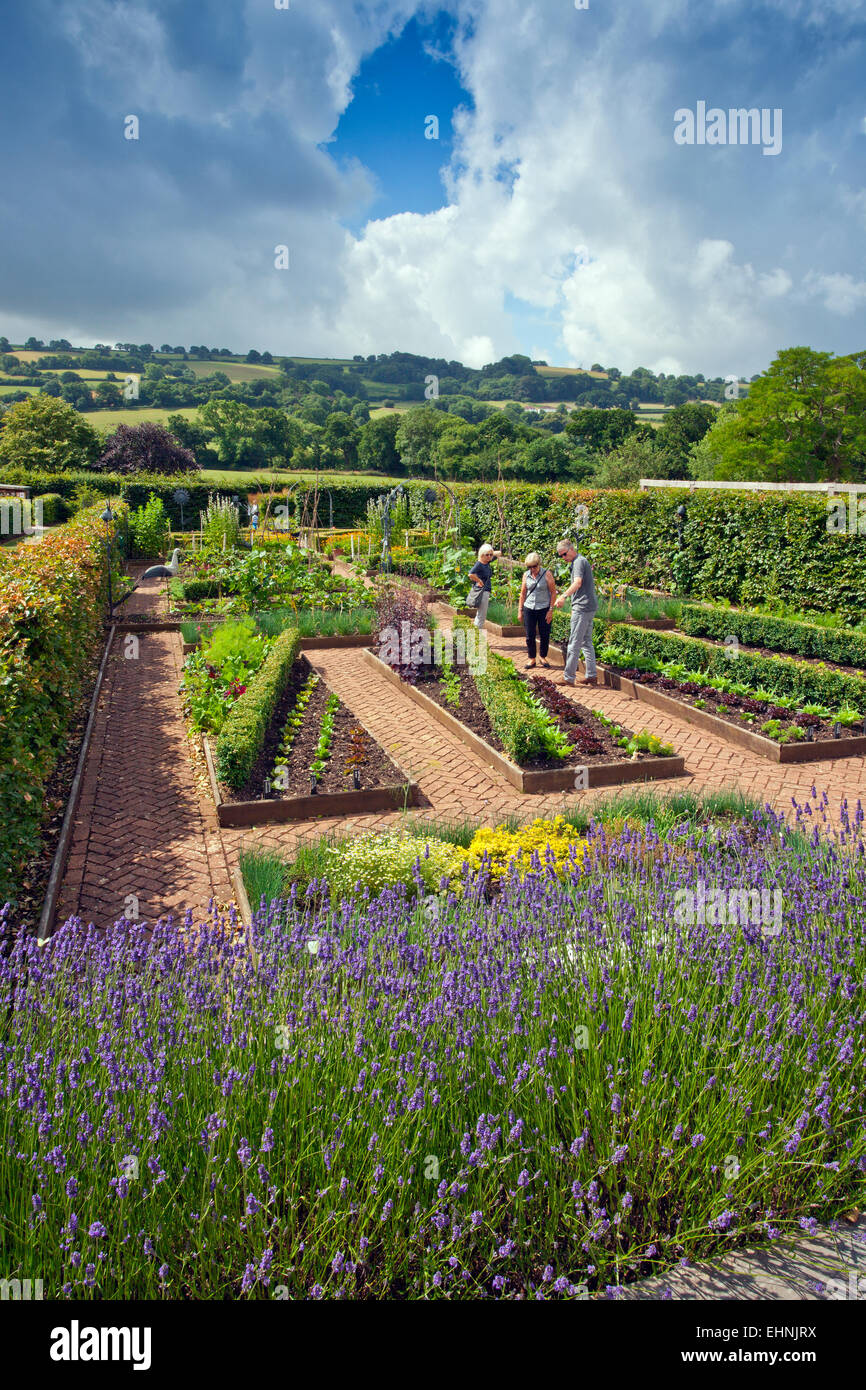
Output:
[517, 551, 557, 668]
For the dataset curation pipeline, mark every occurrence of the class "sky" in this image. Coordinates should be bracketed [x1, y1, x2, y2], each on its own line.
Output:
[1, 0, 865, 376]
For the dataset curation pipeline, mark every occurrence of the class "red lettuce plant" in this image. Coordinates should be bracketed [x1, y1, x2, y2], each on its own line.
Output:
[375, 585, 434, 685]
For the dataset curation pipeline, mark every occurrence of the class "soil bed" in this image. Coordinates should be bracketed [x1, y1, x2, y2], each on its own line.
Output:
[611, 666, 862, 745]
[417, 666, 666, 770]
[362, 649, 684, 793]
[600, 663, 866, 764]
[223, 656, 405, 803]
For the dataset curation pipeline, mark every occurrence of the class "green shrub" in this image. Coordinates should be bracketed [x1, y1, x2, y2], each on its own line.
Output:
[473, 649, 571, 763]
[606, 623, 866, 710]
[35, 493, 69, 525]
[128, 493, 169, 558]
[215, 628, 301, 789]
[680, 603, 866, 671]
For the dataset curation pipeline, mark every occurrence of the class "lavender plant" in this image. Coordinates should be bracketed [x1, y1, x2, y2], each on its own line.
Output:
[1, 793, 864, 1300]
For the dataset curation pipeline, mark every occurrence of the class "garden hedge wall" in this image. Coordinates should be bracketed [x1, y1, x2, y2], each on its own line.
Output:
[396, 483, 866, 623]
[678, 603, 866, 671]
[0, 504, 115, 906]
[6, 469, 866, 619]
[604, 622, 866, 711]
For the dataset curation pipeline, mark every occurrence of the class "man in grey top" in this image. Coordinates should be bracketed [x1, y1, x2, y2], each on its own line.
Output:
[553, 540, 598, 685]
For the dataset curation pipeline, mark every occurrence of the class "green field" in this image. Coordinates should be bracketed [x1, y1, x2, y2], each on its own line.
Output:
[183, 360, 282, 382]
[197, 467, 404, 488]
[87, 406, 199, 431]
[537, 365, 609, 379]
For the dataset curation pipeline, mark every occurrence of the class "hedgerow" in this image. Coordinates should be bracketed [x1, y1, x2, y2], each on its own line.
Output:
[679, 603, 866, 671]
[0, 504, 116, 905]
[214, 628, 301, 790]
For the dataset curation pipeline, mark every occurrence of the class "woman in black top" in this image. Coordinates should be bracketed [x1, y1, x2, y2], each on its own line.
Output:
[468, 543, 495, 630]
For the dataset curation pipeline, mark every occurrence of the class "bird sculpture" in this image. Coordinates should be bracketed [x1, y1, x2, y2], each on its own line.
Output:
[142, 548, 181, 580]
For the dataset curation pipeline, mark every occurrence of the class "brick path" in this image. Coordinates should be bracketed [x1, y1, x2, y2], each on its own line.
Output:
[55, 566, 233, 930]
[57, 577, 866, 928]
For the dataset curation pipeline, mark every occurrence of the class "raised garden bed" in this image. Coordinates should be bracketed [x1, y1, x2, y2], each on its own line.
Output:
[204, 654, 419, 826]
[600, 665, 866, 764]
[361, 647, 684, 792]
[183, 632, 372, 656]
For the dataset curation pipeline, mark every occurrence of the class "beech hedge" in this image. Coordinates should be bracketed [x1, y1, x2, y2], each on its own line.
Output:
[0, 504, 116, 905]
[6, 469, 866, 618]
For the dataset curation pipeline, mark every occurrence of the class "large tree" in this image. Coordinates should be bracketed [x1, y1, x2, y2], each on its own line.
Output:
[395, 406, 445, 475]
[0, 394, 101, 471]
[699, 347, 866, 482]
[357, 414, 401, 474]
[565, 406, 644, 454]
[94, 422, 199, 475]
[654, 401, 718, 475]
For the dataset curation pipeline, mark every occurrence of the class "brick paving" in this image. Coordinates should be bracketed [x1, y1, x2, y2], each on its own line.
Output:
[57, 577, 866, 928]
[55, 566, 233, 931]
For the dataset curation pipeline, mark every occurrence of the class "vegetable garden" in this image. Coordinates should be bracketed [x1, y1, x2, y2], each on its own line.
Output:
[3, 482, 866, 1304]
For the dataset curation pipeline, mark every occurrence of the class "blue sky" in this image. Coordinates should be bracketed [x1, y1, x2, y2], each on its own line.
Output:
[0, 0, 864, 375]
[331, 13, 471, 230]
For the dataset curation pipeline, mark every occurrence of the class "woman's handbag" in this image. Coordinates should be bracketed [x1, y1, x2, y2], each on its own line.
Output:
[465, 584, 484, 608]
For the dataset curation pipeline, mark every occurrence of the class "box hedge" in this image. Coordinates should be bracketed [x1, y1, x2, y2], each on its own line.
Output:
[604, 622, 866, 711]
[679, 603, 866, 671]
[472, 649, 559, 763]
[214, 628, 301, 790]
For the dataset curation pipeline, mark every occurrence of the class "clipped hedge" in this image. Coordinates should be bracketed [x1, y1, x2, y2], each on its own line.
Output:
[174, 578, 223, 603]
[34, 493, 69, 525]
[0, 503, 116, 905]
[472, 649, 558, 763]
[679, 603, 866, 671]
[403, 484, 866, 624]
[8, 469, 866, 620]
[214, 628, 301, 790]
[605, 623, 866, 711]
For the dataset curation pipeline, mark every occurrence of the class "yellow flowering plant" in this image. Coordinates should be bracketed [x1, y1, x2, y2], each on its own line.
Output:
[451, 816, 588, 888]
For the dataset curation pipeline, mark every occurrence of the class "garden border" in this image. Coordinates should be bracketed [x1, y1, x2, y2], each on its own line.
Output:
[600, 667, 866, 764]
[360, 647, 686, 792]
